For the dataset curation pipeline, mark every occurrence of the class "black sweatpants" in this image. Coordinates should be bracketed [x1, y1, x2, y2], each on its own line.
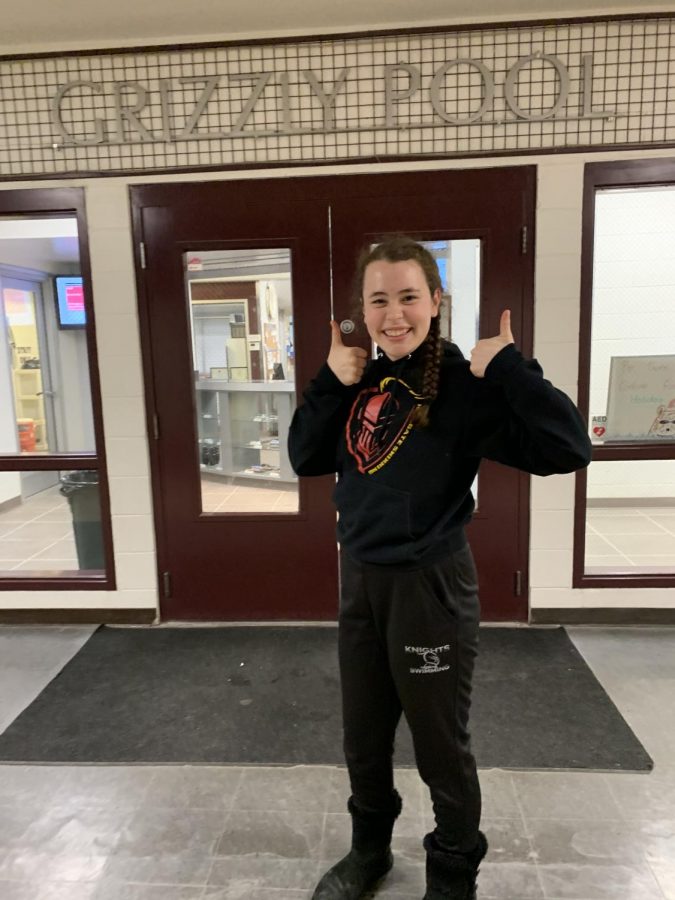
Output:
[338, 541, 481, 852]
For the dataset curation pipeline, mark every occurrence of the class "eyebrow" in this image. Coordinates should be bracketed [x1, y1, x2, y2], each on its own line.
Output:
[367, 287, 421, 298]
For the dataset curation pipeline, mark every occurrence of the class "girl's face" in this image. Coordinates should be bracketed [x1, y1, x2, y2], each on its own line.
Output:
[362, 259, 441, 361]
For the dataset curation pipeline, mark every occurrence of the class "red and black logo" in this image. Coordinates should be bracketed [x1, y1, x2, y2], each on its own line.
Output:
[346, 377, 422, 474]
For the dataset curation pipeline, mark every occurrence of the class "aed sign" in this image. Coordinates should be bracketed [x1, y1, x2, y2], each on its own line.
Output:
[50, 52, 615, 147]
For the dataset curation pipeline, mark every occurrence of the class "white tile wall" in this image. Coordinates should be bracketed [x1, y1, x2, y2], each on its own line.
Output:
[94, 314, 142, 359]
[89, 268, 140, 317]
[535, 164, 584, 210]
[85, 183, 131, 228]
[0, 590, 158, 609]
[531, 587, 675, 608]
[534, 298, 580, 346]
[529, 548, 575, 589]
[531, 472, 576, 511]
[111, 516, 157, 554]
[529, 510, 575, 550]
[115, 553, 160, 591]
[97, 355, 144, 399]
[533, 341, 579, 387]
[103, 398, 148, 440]
[535, 208, 583, 257]
[108, 476, 154, 517]
[104, 438, 151, 477]
[535, 254, 582, 301]
[88, 228, 136, 276]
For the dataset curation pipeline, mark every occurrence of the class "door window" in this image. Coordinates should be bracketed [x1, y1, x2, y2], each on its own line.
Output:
[422, 238, 481, 506]
[185, 248, 299, 514]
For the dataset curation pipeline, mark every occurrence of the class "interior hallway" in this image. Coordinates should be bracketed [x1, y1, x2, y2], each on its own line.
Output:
[0, 625, 674, 900]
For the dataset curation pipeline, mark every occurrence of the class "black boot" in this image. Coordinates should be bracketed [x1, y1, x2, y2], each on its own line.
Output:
[422, 831, 488, 900]
[311, 791, 402, 899]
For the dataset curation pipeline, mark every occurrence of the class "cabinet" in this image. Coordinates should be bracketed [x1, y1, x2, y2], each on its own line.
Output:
[196, 381, 296, 483]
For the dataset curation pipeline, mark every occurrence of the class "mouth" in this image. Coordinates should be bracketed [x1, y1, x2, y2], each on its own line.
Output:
[382, 328, 412, 338]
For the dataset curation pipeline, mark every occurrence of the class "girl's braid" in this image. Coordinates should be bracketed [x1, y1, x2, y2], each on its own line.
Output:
[411, 314, 443, 428]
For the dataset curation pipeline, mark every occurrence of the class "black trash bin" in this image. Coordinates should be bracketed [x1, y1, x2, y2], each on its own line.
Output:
[60, 471, 104, 570]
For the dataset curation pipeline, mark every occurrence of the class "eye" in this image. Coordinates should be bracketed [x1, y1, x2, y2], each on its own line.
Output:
[402, 294, 418, 302]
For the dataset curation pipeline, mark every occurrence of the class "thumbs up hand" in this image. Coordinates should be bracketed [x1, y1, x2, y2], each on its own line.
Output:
[327, 320, 369, 386]
[469, 310, 515, 379]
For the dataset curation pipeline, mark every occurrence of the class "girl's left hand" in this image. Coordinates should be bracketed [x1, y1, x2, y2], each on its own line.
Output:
[469, 309, 515, 378]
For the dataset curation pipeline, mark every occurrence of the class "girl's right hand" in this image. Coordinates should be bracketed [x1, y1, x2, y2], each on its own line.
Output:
[327, 321, 368, 386]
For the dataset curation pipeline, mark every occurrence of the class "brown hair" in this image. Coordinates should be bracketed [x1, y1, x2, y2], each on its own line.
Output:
[354, 235, 444, 428]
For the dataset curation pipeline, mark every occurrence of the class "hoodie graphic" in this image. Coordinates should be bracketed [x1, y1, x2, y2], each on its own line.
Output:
[346, 376, 424, 474]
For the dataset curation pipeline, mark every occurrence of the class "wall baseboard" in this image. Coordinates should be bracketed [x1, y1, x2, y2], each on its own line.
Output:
[531, 607, 675, 626]
[0, 608, 156, 625]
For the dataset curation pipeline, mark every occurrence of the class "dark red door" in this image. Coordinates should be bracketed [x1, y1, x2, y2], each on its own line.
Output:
[134, 191, 338, 620]
[328, 168, 535, 621]
[133, 168, 534, 621]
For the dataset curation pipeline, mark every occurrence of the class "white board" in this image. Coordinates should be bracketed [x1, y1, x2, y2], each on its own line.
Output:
[605, 355, 675, 441]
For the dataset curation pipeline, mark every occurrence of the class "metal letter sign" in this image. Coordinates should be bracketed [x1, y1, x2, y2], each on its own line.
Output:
[49, 55, 616, 147]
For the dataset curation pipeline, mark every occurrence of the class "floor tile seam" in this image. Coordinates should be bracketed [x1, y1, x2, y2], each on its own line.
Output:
[504, 770, 531, 843]
[591, 532, 640, 561]
[196, 854, 219, 897]
[520, 814, 653, 822]
[601, 772, 653, 824]
[642, 516, 675, 536]
[642, 855, 670, 900]
[221, 765, 248, 812]
[96, 874, 216, 888]
[6, 533, 75, 567]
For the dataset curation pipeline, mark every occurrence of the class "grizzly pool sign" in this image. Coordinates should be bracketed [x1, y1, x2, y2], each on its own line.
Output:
[49, 53, 616, 147]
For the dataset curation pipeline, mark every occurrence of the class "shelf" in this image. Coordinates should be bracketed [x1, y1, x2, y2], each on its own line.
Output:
[195, 380, 295, 393]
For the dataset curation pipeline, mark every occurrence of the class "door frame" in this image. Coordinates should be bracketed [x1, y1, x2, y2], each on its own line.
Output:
[131, 166, 535, 621]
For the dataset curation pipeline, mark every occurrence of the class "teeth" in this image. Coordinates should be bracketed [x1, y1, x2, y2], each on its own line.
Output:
[384, 329, 410, 336]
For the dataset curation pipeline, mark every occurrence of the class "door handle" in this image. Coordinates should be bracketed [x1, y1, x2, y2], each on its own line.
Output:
[36, 390, 55, 397]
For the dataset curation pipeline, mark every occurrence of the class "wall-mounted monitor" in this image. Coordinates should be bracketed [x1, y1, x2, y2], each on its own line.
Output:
[54, 275, 86, 329]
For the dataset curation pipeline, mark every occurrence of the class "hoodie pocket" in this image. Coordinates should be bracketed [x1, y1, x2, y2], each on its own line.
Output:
[335, 478, 413, 553]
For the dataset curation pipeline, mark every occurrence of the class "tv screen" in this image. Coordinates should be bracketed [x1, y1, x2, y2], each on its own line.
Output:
[55, 275, 86, 329]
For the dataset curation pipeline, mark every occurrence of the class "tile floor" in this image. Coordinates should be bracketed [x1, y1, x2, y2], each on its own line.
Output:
[2, 487, 675, 573]
[0, 625, 674, 899]
[0, 480, 300, 573]
[586, 507, 675, 573]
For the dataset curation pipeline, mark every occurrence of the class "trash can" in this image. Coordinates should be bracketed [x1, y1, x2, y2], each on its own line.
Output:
[60, 471, 104, 570]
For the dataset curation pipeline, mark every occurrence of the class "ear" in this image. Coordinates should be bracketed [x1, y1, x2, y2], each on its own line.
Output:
[431, 289, 442, 317]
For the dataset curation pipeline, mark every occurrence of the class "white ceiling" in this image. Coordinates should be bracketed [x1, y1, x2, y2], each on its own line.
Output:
[1, 1, 674, 54]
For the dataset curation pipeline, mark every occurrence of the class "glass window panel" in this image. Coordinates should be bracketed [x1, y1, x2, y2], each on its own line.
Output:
[0, 470, 105, 574]
[590, 188, 675, 445]
[422, 239, 480, 357]
[422, 239, 482, 507]
[584, 459, 675, 575]
[0, 216, 95, 455]
[185, 248, 299, 514]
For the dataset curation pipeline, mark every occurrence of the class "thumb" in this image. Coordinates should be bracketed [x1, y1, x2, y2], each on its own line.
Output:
[500, 309, 514, 343]
[330, 320, 344, 347]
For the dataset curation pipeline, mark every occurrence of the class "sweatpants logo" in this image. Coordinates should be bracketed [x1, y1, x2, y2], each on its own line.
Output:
[405, 644, 451, 674]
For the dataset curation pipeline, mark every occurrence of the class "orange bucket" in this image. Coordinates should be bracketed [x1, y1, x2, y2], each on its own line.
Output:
[17, 418, 36, 452]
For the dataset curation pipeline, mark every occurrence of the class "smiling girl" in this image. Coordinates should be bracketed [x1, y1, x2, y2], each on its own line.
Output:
[289, 235, 591, 900]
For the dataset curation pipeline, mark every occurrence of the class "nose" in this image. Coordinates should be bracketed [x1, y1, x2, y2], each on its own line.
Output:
[385, 303, 405, 322]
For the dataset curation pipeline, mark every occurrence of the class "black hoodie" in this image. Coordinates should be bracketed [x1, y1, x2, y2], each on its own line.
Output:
[288, 341, 592, 567]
